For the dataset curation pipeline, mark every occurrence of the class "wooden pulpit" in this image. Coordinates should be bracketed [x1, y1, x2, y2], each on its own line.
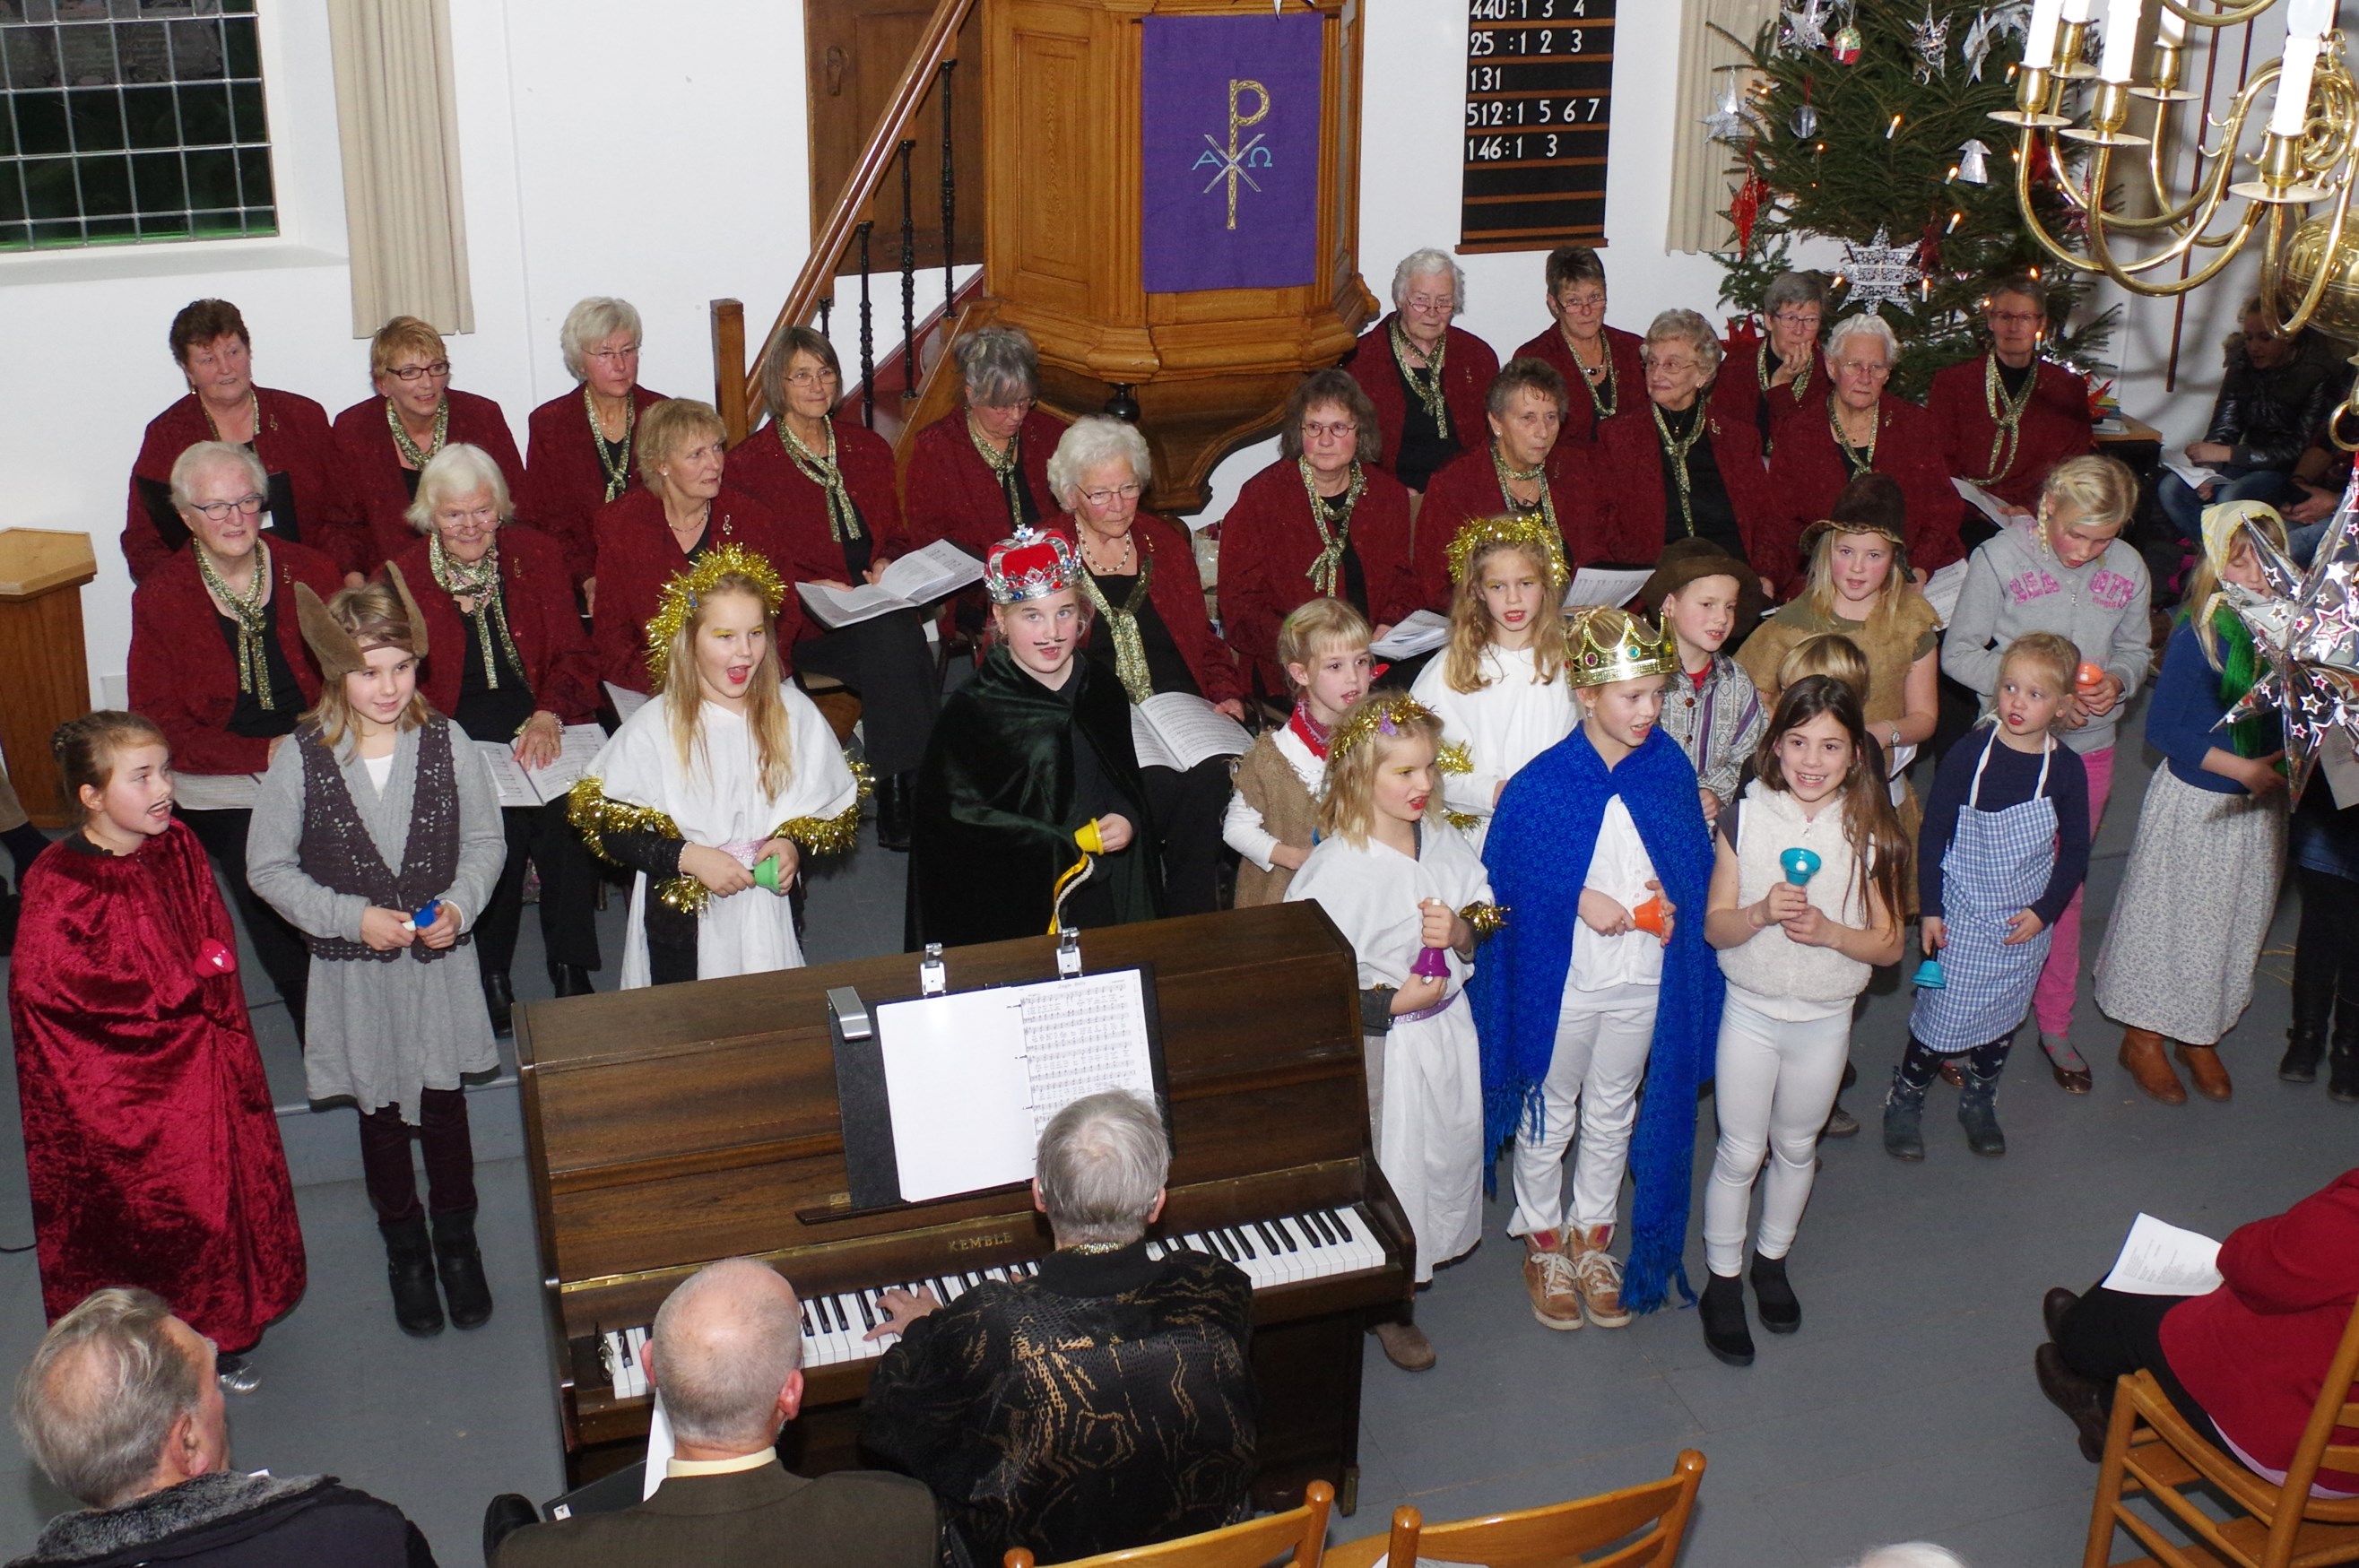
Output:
[0, 530, 97, 829]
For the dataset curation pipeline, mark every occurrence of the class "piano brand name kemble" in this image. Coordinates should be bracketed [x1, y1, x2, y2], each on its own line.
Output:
[950, 1232, 1019, 1253]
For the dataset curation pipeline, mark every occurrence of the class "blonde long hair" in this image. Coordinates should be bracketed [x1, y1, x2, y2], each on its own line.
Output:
[1802, 526, 1910, 632]
[1318, 699, 1444, 847]
[1443, 541, 1569, 692]
[658, 576, 796, 799]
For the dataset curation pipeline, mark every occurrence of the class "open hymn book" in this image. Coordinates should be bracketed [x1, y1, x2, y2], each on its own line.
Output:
[1130, 691, 1251, 772]
[794, 539, 985, 628]
[473, 724, 609, 809]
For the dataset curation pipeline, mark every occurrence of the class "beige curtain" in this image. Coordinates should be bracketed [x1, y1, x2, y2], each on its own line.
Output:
[1666, 0, 1779, 256]
[325, 0, 473, 336]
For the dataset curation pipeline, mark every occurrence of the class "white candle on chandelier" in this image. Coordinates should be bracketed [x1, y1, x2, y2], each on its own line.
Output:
[2100, 0, 2147, 82]
[2157, 1, 2185, 48]
[2061, 0, 2098, 23]
[2269, 1, 2331, 138]
[2025, 0, 2068, 67]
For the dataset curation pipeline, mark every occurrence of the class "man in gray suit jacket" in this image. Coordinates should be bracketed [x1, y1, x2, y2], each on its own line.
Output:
[493, 1259, 937, 1568]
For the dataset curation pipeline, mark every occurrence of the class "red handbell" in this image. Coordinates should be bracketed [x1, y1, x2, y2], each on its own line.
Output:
[196, 938, 237, 976]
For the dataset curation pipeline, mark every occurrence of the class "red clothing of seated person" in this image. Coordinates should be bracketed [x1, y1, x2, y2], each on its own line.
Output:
[1513, 321, 1647, 447]
[1045, 512, 1245, 706]
[1343, 316, 1498, 489]
[728, 414, 907, 641]
[903, 405, 1065, 558]
[126, 389, 369, 584]
[388, 524, 599, 725]
[1411, 439, 1606, 611]
[1591, 401, 1783, 588]
[590, 486, 797, 694]
[1765, 394, 1964, 593]
[334, 390, 527, 570]
[1216, 457, 1419, 694]
[521, 383, 667, 588]
[1927, 351, 2094, 514]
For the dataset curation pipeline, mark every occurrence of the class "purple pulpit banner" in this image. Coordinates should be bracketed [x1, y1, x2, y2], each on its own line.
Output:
[1140, 13, 1323, 294]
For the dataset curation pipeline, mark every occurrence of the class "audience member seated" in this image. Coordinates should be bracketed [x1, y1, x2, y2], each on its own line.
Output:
[731, 327, 937, 850]
[861, 1090, 1256, 1567]
[489, 1260, 937, 1568]
[1711, 269, 1826, 456]
[11, 1288, 436, 1567]
[335, 316, 527, 571]
[1048, 417, 1245, 916]
[1926, 274, 2093, 527]
[1512, 243, 1646, 446]
[1414, 357, 1600, 609]
[590, 398, 793, 696]
[1765, 313, 1961, 591]
[126, 298, 369, 585]
[2157, 296, 2350, 544]
[391, 444, 603, 1033]
[1217, 369, 1419, 697]
[904, 324, 1063, 569]
[522, 297, 666, 593]
[1345, 248, 1500, 494]
[2280, 425, 2356, 563]
[128, 440, 342, 1043]
[1595, 308, 1781, 590]
[2036, 1165, 2359, 1492]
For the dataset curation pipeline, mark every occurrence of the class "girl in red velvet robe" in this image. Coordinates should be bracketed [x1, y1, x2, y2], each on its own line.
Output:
[7, 712, 305, 1377]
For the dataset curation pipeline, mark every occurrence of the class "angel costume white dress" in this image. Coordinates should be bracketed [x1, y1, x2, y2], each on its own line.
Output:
[1287, 819, 1493, 1284]
[577, 684, 861, 989]
[1411, 645, 1575, 850]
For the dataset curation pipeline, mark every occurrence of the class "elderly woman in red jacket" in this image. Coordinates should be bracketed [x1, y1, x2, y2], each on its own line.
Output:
[2039, 1166, 2359, 1495]
[1344, 248, 1500, 495]
[590, 398, 794, 696]
[128, 440, 342, 1039]
[521, 297, 668, 593]
[1511, 244, 1648, 447]
[125, 298, 369, 585]
[1216, 369, 1418, 697]
[1412, 357, 1606, 609]
[730, 326, 938, 851]
[387, 444, 602, 1035]
[1049, 416, 1245, 916]
[1710, 270, 1829, 459]
[334, 316, 527, 570]
[1764, 313, 1963, 593]
[1593, 308, 1782, 593]
[1927, 273, 2094, 522]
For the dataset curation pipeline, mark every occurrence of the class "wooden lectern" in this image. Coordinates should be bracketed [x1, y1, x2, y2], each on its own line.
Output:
[0, 530, 98, 829]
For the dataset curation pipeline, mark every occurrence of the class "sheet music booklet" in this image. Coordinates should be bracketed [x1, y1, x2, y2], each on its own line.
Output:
[836, 966, 1169, 1207]
[475, 724, 609, 808]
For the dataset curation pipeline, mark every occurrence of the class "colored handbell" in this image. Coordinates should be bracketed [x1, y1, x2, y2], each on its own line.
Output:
[754, 855, 782, 892]
[409, 899, 440, 930]
[196, 938, 237, 976]
[1631, 894, 1667, 937]
[1409, 945, 1452, 980]
[1781, 847, 1822, 886]
[1913, 957, 1947, 990]
[2077, 662, 2105, 689]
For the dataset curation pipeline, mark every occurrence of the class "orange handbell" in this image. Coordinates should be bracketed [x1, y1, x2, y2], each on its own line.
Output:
[1631, 894, 1667, 937]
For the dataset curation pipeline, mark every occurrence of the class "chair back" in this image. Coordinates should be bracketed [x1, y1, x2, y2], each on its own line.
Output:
[1366, 1451, 1705, 1568]
[2280, 1293, 2359, 1506]
[1002, 1479, 1333, 1568]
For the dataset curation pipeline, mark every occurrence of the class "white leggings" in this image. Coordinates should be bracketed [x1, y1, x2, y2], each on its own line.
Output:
[1509, 981, 1658, 1239]
[1703, 986, 1853, 1277]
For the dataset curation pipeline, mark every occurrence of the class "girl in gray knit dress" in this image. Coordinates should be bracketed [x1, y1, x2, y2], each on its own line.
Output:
[248, 573, 505, 1338]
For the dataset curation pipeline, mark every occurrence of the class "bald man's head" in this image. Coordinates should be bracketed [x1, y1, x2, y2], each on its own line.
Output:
[648, 1260, 804, 1453]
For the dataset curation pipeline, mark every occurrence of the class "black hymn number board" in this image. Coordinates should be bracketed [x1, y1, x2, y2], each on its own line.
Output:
[1460, 0, 1616, 254]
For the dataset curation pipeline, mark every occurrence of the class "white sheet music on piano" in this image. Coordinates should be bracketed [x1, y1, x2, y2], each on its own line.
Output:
[875, 969, 1158, 1203]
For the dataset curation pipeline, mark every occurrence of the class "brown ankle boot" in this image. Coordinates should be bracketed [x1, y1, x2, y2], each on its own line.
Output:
[2174, 1043, 2233, 1101]
[2118, 1028, 2186, 1105]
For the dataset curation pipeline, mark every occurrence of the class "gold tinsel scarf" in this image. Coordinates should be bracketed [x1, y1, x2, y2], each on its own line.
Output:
[968, 413, 1028, 535]
[198, 538, 276, 710]
[1298, 458, 1366, 596]
[1075, 545, 1158, 705]
[779, 420, 865, 544]
[428, 533, 524, 690]
[1391, 316, 1452, 437]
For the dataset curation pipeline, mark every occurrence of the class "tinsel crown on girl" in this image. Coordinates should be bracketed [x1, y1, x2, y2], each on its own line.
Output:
[1444, 511, 1567, 586]
[985, 523, 1080, 604]
[1329, 692, 1437, 761]
[643, 543, 786, 689]
[1567, 606, 1679, 689]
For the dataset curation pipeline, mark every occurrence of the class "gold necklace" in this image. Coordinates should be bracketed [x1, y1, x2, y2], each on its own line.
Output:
[1978, 351, 2038, 483]
[1830, 395, 1878, 475]
[586, 386, 635, 503]
[201, 388, 261, 445]
[1574, 334, 1618, 420]
[386, 394, 449, 470]
[1652, 401, 1709, 536]
[1391, 317, 1452, 434]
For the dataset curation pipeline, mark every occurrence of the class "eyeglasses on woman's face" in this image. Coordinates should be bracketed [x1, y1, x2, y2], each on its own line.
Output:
[388, 360, 451, 383]
[191, 492, 266, 523]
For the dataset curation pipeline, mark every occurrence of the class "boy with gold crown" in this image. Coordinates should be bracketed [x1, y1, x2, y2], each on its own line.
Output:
[1473, 606, 1724, 1330]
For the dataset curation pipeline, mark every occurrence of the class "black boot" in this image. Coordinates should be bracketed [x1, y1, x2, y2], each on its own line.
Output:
[2280, 1026, 2324, 1084]
[1959, 1067, 2007, 1157]
[481, 972, 515, 1039]
[431, 1208, 494, 1330]
[2330, 1013, 2359, 1105]
[2283, 961, 2330, 1082]
[1699, 1271, 1754, 1366]
[875, 772, 915, 852]
[1882, 1070, 1927, 1160]
[547, 961, 596, 998]
[1750, 1252, 1800, 1333]
[381, 1216, 445, 1337]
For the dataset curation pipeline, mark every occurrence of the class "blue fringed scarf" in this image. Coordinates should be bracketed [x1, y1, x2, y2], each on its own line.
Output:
[1472, 724, 1722, 1314]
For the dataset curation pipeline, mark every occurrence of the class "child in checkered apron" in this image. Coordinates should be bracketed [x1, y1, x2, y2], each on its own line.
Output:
[1886, 632, 2092, 1161]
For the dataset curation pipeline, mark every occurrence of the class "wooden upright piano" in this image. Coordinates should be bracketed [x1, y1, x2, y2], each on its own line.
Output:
[513, 903, 1412, 1515]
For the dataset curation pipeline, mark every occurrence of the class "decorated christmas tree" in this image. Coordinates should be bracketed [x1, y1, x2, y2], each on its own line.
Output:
[1711, 0, 2114, 401]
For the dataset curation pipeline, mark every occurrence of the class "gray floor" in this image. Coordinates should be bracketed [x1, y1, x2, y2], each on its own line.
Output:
[0, 688, 2349, 1567]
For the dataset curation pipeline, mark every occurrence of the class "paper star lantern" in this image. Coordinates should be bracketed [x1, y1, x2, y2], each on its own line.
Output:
[1703, 79, 1756, 143]
[1837, 228, 1921, 314]
[1781, 0, 1833, 51]
[1910, 4, 1953, 82]
[2217, 495, 2359, 801]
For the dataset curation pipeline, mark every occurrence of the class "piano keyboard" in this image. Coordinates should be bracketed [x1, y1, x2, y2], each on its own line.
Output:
[594, 1205, 1391, 1390]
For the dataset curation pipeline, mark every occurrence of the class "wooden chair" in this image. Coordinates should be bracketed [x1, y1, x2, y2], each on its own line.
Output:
[2083, 1296, 2359, 1568]
[1002, 1480, 1331, 1568]
[1323, 1450, 1705, 1568]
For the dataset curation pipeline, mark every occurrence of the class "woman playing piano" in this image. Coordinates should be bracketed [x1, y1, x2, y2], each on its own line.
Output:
[569, 547, 862, 988]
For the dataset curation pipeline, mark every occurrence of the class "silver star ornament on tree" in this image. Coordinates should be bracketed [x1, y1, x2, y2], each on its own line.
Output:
[1910, 4, 1953, 82]
[1836, 228, 1922, 314]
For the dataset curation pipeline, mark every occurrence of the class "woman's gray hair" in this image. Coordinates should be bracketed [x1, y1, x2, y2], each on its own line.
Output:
[1826, 312, 1902, 368]
[1036, 1090, 1171, 1246]
[958, 325, 1040, 409]
[1644, 308, 1724, 377]
[13, 1288, 204, 1510]
[169, 439, 267, 510]
[1762, 271, 1829, 319]
[559, 297, 643, 382]
[405, 442, 514, 535]
[1390, 248, 1467, 316]
[1852, 1545, 1969, 1568]
[1047, 416, 1153, 508]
